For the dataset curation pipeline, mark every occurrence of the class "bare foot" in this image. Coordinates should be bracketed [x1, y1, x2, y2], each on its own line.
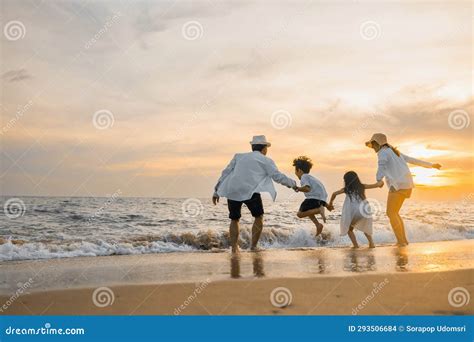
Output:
[250, 246, 263, 252]
[231, 246, 240, 254]
[369, 243, 375, 248]
[315, 222, 324, 236]
[351, 245, 360, 249]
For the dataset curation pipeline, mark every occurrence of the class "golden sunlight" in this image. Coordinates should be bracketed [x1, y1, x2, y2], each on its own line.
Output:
[410, 167, 450, 187]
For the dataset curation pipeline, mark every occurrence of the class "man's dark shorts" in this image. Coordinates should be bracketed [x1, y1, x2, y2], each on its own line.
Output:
[227, 193, 264, 220]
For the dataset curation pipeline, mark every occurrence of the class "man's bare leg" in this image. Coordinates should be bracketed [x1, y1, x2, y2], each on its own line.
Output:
[251, 215, 263, 250]
[229, 219, 240, 253]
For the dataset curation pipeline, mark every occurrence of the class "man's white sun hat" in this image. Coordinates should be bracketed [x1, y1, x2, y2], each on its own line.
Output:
[249, 135, 271, 147]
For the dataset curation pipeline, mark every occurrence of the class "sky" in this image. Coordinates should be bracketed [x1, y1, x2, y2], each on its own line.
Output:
[0, 0, 473, 201]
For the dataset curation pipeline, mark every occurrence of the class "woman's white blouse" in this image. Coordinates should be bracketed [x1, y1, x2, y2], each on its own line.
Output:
[376, 147, 433, 190]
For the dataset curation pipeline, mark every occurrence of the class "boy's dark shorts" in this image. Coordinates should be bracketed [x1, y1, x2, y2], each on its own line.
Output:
[227, 193, 264, 220]
[299, 199, 327, 213]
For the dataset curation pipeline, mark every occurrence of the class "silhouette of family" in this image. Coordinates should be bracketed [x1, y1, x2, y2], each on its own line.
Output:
[213, 134, 441, 252]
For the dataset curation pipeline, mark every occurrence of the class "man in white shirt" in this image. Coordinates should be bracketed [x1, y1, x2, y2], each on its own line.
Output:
[212, 135, 297, 252]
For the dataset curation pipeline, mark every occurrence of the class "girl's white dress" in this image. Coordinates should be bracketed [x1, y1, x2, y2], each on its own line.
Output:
[340, 194, 373, 236]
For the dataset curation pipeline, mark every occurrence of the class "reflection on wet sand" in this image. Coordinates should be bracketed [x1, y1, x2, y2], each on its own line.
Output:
[252, 252, 265, 277]
[226, 242, 463, 280]
[394, 247, 409, 271]
[230, 254, 241, 278]
[229, 252, 265, 278]
[304, 249, 328, 274]
[343, 249, 376, 273]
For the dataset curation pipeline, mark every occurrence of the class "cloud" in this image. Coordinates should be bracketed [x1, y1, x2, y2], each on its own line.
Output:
[1, 69, 32, 82]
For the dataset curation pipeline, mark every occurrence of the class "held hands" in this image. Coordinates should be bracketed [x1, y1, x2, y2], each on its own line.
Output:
[432, 163, 442, 170]
[292, 185, 299, 192]
[326, 203, 334, 211]
[376, 180, 384, 188]
[212, 194, 219, 205]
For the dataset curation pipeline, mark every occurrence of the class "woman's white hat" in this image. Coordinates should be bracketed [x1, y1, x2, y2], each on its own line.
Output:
[249, 135, 271, 147]
[365, 133, 387, 148]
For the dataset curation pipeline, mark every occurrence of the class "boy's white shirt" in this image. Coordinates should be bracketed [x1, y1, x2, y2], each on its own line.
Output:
[214, 151, 297, 201]
[300, 173, 328, 202]
[376, 146, 434, 190]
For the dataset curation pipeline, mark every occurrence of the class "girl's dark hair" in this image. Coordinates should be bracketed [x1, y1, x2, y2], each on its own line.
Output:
[343, 171, 366, 201]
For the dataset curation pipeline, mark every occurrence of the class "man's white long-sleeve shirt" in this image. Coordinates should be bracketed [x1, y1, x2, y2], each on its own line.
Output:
[214, 151, 297, 201]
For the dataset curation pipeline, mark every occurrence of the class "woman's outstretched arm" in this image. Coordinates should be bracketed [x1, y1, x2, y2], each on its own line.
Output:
[401, 153, 442, 169]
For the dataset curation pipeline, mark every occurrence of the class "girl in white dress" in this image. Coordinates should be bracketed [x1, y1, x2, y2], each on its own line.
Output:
[327, 171, 384, 248]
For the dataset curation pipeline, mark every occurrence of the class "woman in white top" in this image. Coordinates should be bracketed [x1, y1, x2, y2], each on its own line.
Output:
[365, 133, 442, 246]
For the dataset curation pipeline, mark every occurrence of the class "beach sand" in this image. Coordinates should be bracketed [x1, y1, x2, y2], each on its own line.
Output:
[0, 240, 472, 315]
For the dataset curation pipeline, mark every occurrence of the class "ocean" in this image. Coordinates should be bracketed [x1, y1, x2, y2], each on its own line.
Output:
[0, 196, 472, 261]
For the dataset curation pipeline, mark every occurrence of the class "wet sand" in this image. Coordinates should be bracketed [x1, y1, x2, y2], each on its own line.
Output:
[0, 240, 473, 315]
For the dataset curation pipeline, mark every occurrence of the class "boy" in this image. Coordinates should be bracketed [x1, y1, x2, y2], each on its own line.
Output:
[292, 156, 328, 236]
